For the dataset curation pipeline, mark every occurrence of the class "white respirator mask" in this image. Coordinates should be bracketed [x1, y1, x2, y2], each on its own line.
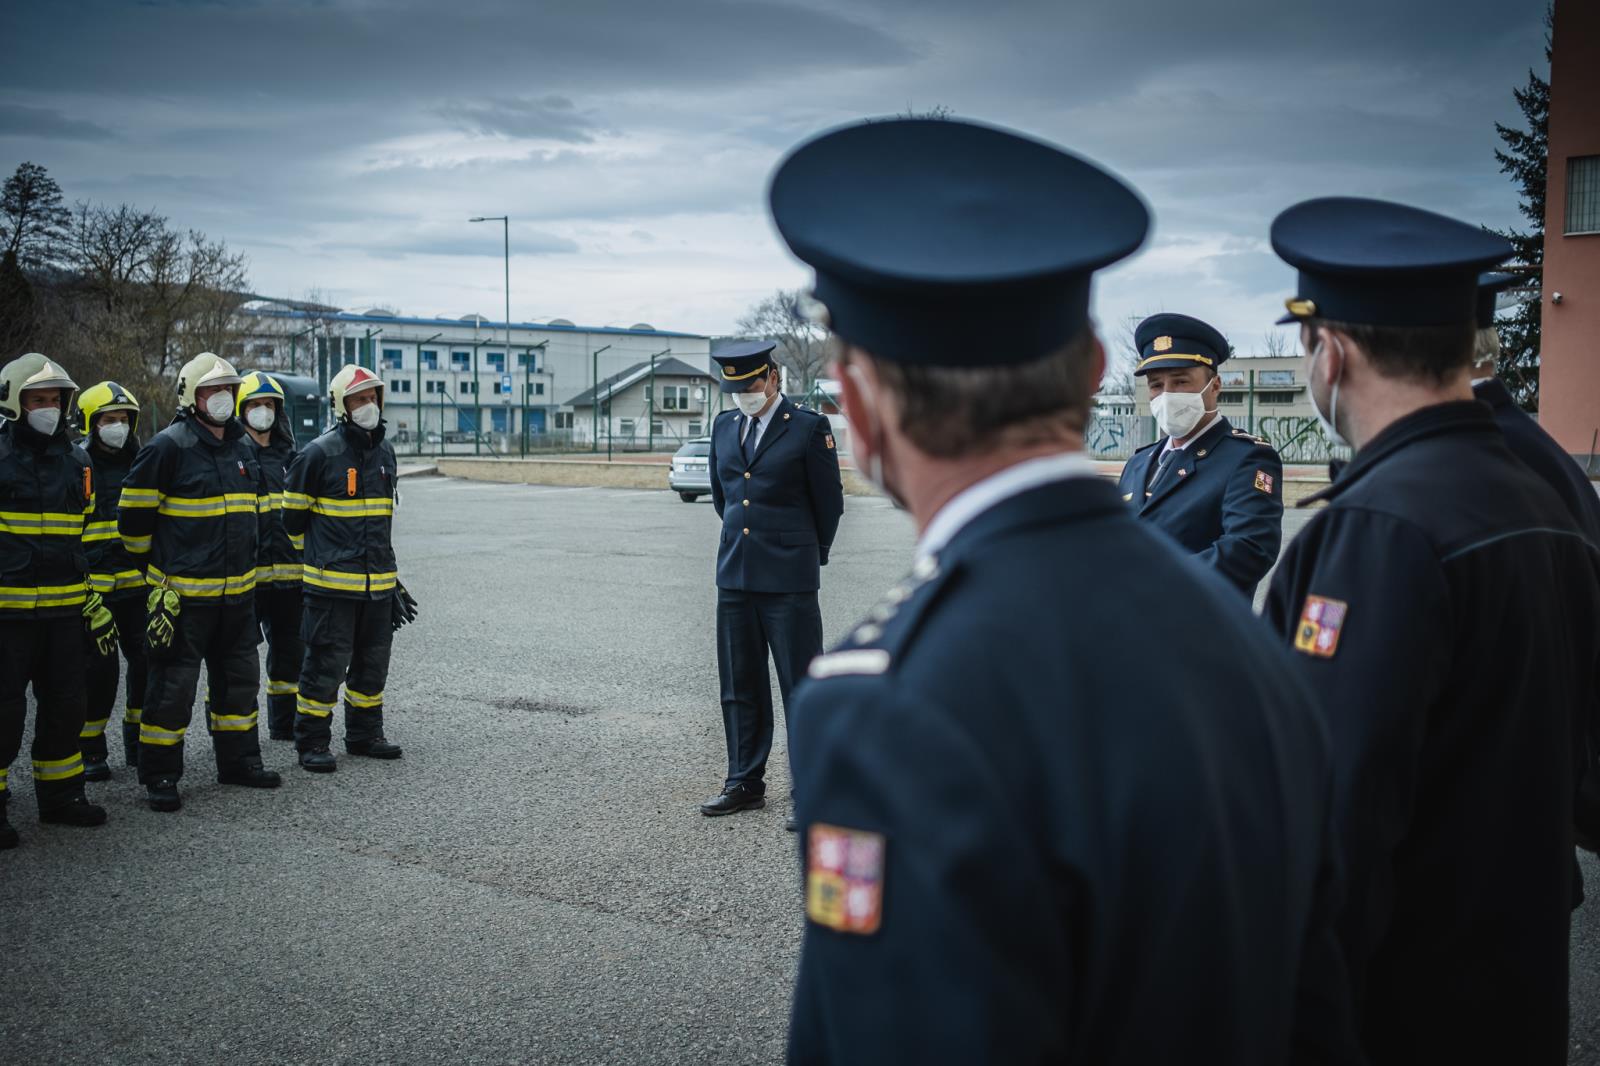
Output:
[733, 391, 769, 417]
[350, 402, 381, 430]
[26, 408, 61, 437]
[203, 392, 235, 423]
[1149, 389, 1207, 440]
[98, 422, 130, 449]
[245, 406, 276, 432]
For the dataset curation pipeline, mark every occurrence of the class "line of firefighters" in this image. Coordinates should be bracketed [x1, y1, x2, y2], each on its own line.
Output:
[0, 351, 417, 845]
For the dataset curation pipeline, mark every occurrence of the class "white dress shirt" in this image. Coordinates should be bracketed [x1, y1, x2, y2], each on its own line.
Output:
[741, 401, 776, 451]
[1157, 410, 1221, 461]
[915, 451, 1101, 562]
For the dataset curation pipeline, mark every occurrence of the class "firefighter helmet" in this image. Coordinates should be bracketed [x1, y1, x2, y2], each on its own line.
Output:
[236, 371, 287, 416]
[329, 364, 385, 420]
[78, 380, 142, 437]
[0, 353, 78, 423]
[176, 352, 243, 411]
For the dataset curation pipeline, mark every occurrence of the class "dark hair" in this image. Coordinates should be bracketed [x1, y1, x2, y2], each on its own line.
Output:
[1309, 317, 1475, 384]
[844, 329, 1098, 458]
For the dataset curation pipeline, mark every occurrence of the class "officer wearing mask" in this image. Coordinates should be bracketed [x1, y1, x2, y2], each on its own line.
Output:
[1118, 313, 1284, 594]
[699, 340, 844, 829]
[283, 365, 416, 773]
[77, 381, 149, 778]
[1264, 198, 1600, 1063]
[0, 354, 111, 847]
[236, 372, 303, 741]
[118, 352, 282, 812]
[773, 119, 1355, 1063]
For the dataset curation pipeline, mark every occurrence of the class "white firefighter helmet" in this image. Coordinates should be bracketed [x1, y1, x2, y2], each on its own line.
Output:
[329, 364, 385, 420]
[176, 352, 243, 411]
[0, 353, 78, 423]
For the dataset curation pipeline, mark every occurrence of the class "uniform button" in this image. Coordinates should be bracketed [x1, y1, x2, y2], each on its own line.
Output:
[742, 499, 749, 506]
[742, 527, 750, 535]
[743, 472, 751, 480]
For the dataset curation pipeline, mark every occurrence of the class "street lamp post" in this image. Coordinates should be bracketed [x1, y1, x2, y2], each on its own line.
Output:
[590, 344, 612, 453]
[471, 339, 489, 456]
[415, 331, 443, 455]
[469, 214, 511, 440]
[646, 348, 669, 452]
[521, 341, 549, 457]
[362, 327, 384, 371]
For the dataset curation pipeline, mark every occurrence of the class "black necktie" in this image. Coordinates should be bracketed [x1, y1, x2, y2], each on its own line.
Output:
[1148, 448, 1174, 489]
[743, 415, 760, 463]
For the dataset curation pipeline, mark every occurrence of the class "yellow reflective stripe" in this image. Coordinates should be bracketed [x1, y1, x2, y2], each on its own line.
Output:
[287, 533, 305, 550]
[33, 753, 85, 781]
[0, 766, 7, 791]
[146, 566, 257, 598]
[124, 706, 143, 724]
[139, 723, 187, 746]
[84, 519, 120, 542]
[282, 492, 313, 511]
[310, 496, 394, 518]
[0, 582, 88, 610]
[259, 492, 286, 513]
[260, 563, 303, 583]
[118, 487, 160, 508]
[89, 569, 144, 593]
[208, 708, 259, 732]
[297, 694, 335, 718]
[123, 533, 153, 554]
[265, 679, 299, 696]
[302, 566, 398, 593]
[0, 510, 86, 536]
[80, 718, 110, 739]
[157, 493, 260, 518]
[344, 688, 383, 709]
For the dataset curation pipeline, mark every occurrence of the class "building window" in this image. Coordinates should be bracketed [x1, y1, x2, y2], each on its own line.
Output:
[1567, 155, 1600, 235]
[452, 351, 470, 371]
[687, 421, 703, 437]
[382, 348, 403, 370]
[535, 383, 545, 396]
[660, 385, 689, 411]
[1218, 391, 1246, 405]
[517, 352, 536, 368]
[1257, 391, 1295, 405]
[459, 381, 477, 395]
[420, 349, 439, 370]
[486, 351, 505, 371]
[555, 411, 573, 429]
[619, 419, 636, 437]
[651, 419, 665, 436]
[491, 381, 503, 395]
[391, 379, 412, 394]
[425, 380, 445, 394]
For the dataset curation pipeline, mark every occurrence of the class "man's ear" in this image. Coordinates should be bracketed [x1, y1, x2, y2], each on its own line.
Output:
[1089, 335, 1107, 393]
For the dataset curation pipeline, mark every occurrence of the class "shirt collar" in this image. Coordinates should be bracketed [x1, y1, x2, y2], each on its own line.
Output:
[916, 451, 1101, 562]
[1160, 410, 1221, 455]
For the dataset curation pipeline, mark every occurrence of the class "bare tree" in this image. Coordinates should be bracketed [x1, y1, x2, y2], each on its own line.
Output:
[1, 162, 72, 269]
[735, 289, 834, 393]
[1259, 329, 1292, 359]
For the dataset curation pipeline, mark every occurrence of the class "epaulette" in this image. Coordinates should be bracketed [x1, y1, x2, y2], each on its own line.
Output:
[1231, 429, 1273, 447]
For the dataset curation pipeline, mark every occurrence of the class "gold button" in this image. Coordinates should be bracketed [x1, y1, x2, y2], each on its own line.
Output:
[742, 527, 750, 535]
[743, 472, 751, 479]
[742, 499, 749, 506]
[1197, 449, 1207, 457]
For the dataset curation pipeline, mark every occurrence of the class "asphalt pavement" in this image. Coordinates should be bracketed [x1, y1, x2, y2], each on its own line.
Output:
[1, 477, 1596, 1064]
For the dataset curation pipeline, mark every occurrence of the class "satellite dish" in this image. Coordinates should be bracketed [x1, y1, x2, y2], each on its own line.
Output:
[362, 307, 397, 318]
[547, 318, 575, 327]
[630, 322, 655, 331]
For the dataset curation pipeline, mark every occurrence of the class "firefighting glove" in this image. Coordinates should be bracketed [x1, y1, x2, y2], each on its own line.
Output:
[146, 586, 181, 652]
[391, 582, 418, 632]
[84, 592, 119, 657]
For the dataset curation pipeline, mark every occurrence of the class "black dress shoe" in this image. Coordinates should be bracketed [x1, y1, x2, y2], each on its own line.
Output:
[40, 795, 108, 827]
[346, 736, 403, 759]
[699, 783, 766, 817]
[83, 756, 112, 782]
[146, 780, 182, 813]
[218, 760, 283, 789]
[298, 747, 337, 773]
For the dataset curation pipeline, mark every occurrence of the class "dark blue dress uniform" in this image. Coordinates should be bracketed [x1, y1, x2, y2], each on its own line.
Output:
[707, 340, 844, 795]
[769, 118, 1357, 1064]
[1266, 197, 1600, 1064]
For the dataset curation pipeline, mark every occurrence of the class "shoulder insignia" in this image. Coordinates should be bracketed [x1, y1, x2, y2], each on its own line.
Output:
[825, 433, 835, 450]
[1254, 469, 1274, 494]
[806, 823, 885, 935]
[1294, 595, 1348, 658]
[1231, 429, 1272, 446]
[808, 649, 890, 679]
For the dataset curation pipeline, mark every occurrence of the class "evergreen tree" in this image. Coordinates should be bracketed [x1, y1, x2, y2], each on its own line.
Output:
[0, 162, 72, 271]
[1489, 12, 1551, 409]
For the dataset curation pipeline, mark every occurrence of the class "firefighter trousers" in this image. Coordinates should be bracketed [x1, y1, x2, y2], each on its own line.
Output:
[295, 593, 393, 751]
[0, 616, 90, 811]
[83, 595, 148, 764]
[138, 600, 262, 784]
[257, 583, 304, 736]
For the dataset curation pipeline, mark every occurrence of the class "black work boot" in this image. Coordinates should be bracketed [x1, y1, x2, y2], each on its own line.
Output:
[40, 795, 108, 827]
[83, 754, 112, 782]
[122, 723, 140, 768]
[699, 781, 766, 817]
[298, 746, 337, 773]
[0, 795, 18, 849]
[346, 736, 402, 760]
[218, 758, 282, 789]
[146, 779, 182, 813]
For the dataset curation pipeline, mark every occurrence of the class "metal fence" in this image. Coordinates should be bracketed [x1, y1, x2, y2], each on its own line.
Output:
[1083, 412, 1350, 464]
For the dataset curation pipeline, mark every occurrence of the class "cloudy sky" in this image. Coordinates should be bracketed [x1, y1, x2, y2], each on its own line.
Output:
[0, 0, 1550, 356]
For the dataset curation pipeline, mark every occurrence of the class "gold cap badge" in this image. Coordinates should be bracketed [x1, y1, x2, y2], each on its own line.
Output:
[1153, 336, 1173, 352]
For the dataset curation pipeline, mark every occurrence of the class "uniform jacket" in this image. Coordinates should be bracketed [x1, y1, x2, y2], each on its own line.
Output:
[82, 434, 146, 601]
[789, 475, 1358, 1065]
[1263, 402, 1600, 1065]
[708, 397, 844, 594]
[1117, 415, 1283, 592]
[247, 417, 303, 586]
[0, 419, 94, 619]
[283, 419, 398, 600]
[118, 413, 264, 604]
[1474, 378, 1600, 544]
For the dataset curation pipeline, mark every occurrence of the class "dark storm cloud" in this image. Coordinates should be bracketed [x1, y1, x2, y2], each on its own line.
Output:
[0, 104, 115, 142]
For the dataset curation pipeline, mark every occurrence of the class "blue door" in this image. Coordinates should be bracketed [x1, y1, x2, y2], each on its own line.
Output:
[457, 409, 478, 433]
[491, 407, 509, 433]
[526, 409, 547, 433]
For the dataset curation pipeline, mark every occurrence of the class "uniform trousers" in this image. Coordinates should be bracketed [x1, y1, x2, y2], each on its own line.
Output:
[0, 616, 90, 809]
[138, 600, 262, 783]
[715, 588, 823, 788]
[256, 583, 305, 737]
[294, 593, 393, 751]
[83, 595, 147, 765]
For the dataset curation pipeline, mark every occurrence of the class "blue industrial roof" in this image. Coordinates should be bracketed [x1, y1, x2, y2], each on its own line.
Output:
[241, 306, 708, 341]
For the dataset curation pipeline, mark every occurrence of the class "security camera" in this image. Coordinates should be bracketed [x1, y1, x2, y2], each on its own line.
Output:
[1551, 291, 1563, 304]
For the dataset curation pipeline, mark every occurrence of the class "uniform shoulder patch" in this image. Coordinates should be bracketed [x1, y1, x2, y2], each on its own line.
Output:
[1231, 429, 1275, 449]
[1294, 595, 1348, 658]
[806, 823, 885, 935]
[1253, 469, 1274, 494]
[808, 648, 890, 679]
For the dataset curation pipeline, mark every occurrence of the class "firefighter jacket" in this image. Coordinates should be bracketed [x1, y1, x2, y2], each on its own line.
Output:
[117, 413, 264, 603]
[247, 421, 302, 586]
[83, 435, 145, 601]
[283, 419, 398, 601]
[0, 418, 94, 618]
